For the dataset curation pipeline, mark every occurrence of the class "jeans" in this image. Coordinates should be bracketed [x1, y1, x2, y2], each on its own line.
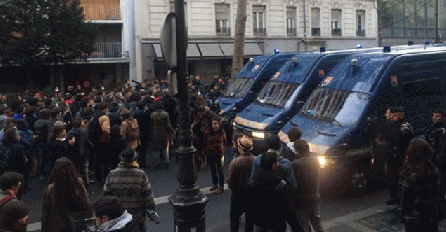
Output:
[209, 155, 224, 188]
[298, 203, 324, 232]
[153, 148, 169, 164]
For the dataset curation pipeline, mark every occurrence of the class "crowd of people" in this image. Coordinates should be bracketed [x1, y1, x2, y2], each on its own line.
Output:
[372, 107, 446, 232]
[0, 73, 444, 232]
[0, 75, 231, 232]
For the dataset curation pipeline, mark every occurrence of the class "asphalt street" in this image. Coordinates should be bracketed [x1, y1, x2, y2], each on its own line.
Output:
[21, 149, 446, 232]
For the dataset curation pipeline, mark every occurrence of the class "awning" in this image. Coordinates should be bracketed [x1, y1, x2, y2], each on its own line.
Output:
[150, 42, 262, 60]
[153, 44, 163, 57]
[218, 43, 263, 57]
[152, 43, 201, 60]
[198, 43, 224, 57]
[187, 44, 201, 58]
[219, 43, 234, 57]
[244, 43, 263, 56]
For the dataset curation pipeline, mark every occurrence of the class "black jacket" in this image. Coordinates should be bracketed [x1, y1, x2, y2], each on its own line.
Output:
[246, 170, 304, 232]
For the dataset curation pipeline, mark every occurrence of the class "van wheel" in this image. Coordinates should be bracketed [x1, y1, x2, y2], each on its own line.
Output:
[348, 169, 369, 196]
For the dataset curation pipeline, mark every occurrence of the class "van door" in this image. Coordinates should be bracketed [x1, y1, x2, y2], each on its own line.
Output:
[399, 59, 446, 135]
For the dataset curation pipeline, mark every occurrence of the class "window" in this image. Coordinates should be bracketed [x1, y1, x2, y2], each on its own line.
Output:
[215, 4, 230, 35]
[356, 10, 365, 36]
[331, 9, 342, 36]
[256, 82, 299, 107]
[287, 7, 297, 36]
[224, 78, 254, 98]
[253, 6, 266, 36]
[311, 8, 320, 36]
[299, 88, 371, 125]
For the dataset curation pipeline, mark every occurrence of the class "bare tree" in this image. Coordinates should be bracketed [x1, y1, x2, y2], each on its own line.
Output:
[231, 0, 248, 78]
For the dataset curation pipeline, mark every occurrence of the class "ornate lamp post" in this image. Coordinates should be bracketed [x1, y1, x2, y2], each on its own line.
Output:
[168, 0, 208, 230]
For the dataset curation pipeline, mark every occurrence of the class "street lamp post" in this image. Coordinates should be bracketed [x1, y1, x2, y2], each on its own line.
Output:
[168, 0, 208, 230]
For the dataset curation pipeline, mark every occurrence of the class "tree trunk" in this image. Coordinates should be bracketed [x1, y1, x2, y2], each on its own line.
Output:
[231, 0, 248, 79]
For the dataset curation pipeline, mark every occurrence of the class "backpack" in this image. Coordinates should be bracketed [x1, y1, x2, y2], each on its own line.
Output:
[88, 114, 103, 144]
[124, 119, 140, 143]
[0, 143, 10, 175]
[208, 99, 220, 113]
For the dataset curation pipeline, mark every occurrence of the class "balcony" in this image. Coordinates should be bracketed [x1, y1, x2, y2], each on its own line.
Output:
[287, 28, 297, 36]
[356, 29, 365, 36]
[216, 27, 231, 36]
[254, 28, 266, 36]
[80, 4, 121, 21]
[332, 28, 342, 36]
[311, 28, 320, 36]
[89, 42, 122, 58]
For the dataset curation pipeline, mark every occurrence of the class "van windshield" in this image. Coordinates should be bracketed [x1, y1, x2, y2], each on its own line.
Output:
[223, 78, 254, 98]
[256, 81, 299, 107]
[299, 87, 370, 125]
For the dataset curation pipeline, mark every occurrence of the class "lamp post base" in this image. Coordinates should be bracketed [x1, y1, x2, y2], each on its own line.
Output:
[169, 186, 208, 232]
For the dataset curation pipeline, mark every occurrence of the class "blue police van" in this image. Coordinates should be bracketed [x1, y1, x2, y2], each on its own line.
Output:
[278, 45, 446, 194]
[219, 52, 296, 120]
[233, 48, 380, 154]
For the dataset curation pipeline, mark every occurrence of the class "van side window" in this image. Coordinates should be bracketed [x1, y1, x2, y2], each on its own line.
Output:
[400, 61, 446, 133]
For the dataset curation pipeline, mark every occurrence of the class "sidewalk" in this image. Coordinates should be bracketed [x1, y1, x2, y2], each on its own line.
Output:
[322, 204, 446, 232]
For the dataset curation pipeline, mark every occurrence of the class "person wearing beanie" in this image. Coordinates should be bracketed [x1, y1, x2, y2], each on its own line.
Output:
[103, 147, 155, 218]
[227, 135, 256, 232]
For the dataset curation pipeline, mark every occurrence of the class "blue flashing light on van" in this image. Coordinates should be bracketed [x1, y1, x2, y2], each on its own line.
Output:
[278, 46, 446, 194]
[233, 47, 382, 154]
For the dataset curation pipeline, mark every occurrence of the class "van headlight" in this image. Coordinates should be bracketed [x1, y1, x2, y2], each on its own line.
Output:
[318, 156, 327, 169]
[252, 132, 265, 139]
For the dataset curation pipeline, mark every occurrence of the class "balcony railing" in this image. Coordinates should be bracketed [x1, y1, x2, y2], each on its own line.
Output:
[332, 28, 342, 36]
[312, 28, 320, 36]
[216, 27, 231, 36]
[356, 29, 365, 36]
[89, 42, 122, 58]
[81, 4, 121, 20]
[287, 28, 297, 36]
[254, 28, 266, 36]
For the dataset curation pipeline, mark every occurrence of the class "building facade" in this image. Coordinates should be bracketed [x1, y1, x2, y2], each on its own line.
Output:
[378, 0, 446, 46]
[132, 0, 378, 85]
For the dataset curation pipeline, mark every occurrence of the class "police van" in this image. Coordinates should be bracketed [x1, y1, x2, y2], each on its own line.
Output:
[219, 52, 295, 120]
[219, 52, 295, 141]
[278, 45, 446, 194]
[233, 47, 381, 154]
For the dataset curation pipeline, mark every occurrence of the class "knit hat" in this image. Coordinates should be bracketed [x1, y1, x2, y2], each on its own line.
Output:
[238, 135, 253, 151]
[119, 147, 138, 162]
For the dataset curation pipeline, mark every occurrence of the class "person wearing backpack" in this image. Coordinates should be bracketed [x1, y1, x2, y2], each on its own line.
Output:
[0, 172, 22, 206]
[120, 108, 140, 150]
[88, 103, 110, 184]
[206, 90, 221, 114]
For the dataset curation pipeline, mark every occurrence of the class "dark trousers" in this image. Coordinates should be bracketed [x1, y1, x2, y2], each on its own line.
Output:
[37, 142, 50, 176]
[405, 221, 438, 232]
[93, 142, 110, 184]
[230, 195, 248, 232]
[208, 155, 224, 188]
